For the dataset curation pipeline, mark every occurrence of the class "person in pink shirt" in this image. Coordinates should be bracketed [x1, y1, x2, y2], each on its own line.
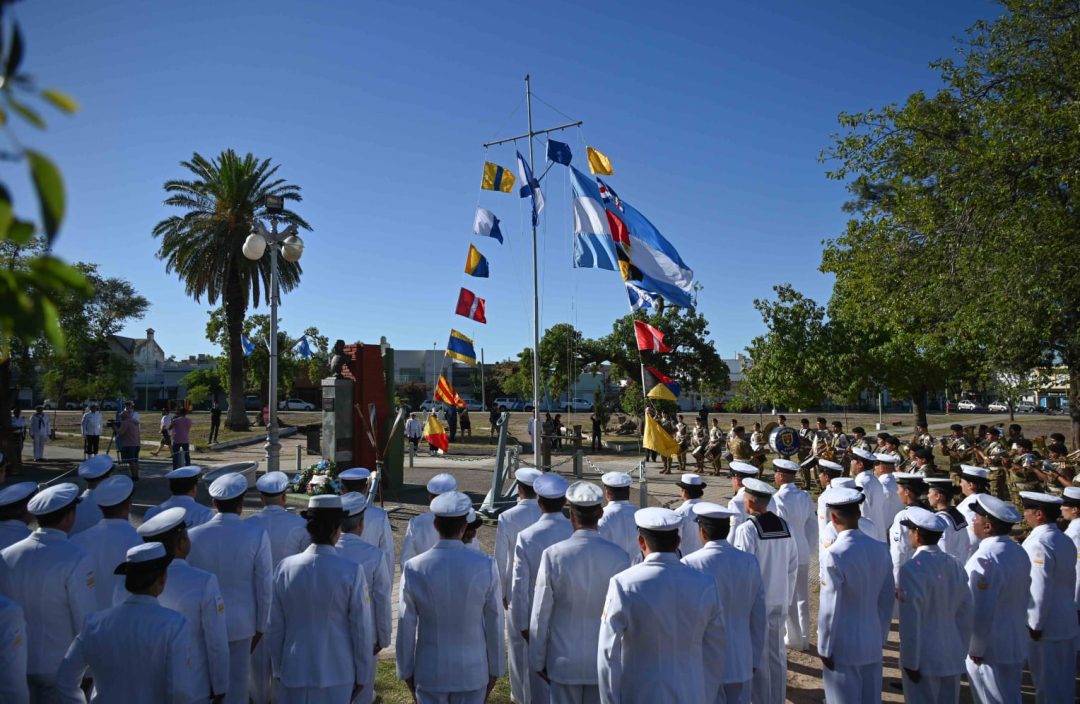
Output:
[169, 408, 193, 469]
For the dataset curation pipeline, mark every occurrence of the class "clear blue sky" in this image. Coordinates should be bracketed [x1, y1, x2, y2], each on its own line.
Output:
[16, 0, 999, 363]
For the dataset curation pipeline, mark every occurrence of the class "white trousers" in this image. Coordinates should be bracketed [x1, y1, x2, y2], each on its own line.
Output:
[31, 436, 45, 460]
[751, 605, 786, 704]
[720, 679, 751, 704]
[965, 658, 1023, 704]
[901, 672, 959, 704]
[1028, 638, 1076, 704]
[415, 687, 486, 704]
[508, 625, 529, 703]
[273, 680, 353, 703]
[226, 638, 252, 704]
[250, 636, 271, 704]
[785, 563, 810, 649]
[822, 661, 881, 704]
[548, 682, 600, 704]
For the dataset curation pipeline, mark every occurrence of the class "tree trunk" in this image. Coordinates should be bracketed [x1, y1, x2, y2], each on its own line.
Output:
[1070, 366, 1080, 452]
[224, 269, 250, 431]
[911, 387, 929, 429]
[0, 359, 14, 478]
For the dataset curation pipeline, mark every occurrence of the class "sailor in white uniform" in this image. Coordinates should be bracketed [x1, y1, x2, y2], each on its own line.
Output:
[597, 472, 638, 560]
[731, 477, 797, 704]
[335, 492, 392, 704]
[1062, 487, 1080, 641]
[820, 479, 882, 555]
[964, 494, 1031, 704]
[851, 447, 888, 541]
[0, 592, 28, 704]
[955, 465, 992, 563]
[71, 454, 113, 535]
[814, 460, 846, 558]
[1, 483, 96, 701]
[397, 491, 505, 704]
[268, 495, 374, 704]
[924, 478, 969, 565]
[493, 467, 542, 703]
[1019, 491, 1078, 703]
[889, 472, 931, 584]
[55, 543, 193, 704]
[510, 473, 573, 704]
[682, 502, 765, 704]
[144, 466, 215, 528]
[673, 473, 706, 556]
[70, 475, 141, 611]
[244, 471, 306, 704]
[138, 506, 230, 704]
[874, 453, 904, 529]
[771, 458, 816, 651]
[816, 487, 894, 704]
[727, 461, 777, 530]
[0, 482, 36, 551]
[529, 481, 630, 704]
[896, 506, 973, 704]
[187, 472, 273, 704]
[400, 473, 459, 569]
[339, 467, 396, 581]
[597, 507, 724, 704]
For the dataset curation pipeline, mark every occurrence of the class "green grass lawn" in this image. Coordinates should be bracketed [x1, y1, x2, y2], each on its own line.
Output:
[374, 661, 511, 703]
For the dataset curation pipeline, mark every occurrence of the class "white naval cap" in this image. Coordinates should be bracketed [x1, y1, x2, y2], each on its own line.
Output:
[0, 481, 37, 507]
[77, 454, 114, 480]
[924, 477, 955, 493]
[166, 465, 202, 480]
[894, 472, 928, 488]
[676, 473, 707, 490]
[301, 494, 345, 519]
[27, 483, 80, 516]
[821, 486, 865, 507]
[634, 506, 682, 532]
[339, 467, 371, 481]
[426, 473, 458, 495]
[830, 477, 856, 489]
[960, 465, 990, 481]
[430, 490, 471, 517]
[341, 492, 368, 517]
[899, 506, 947, 533]
[742, 477, 775, 497]
[601, 472, 633, 488]
[1063, 486, 1080, 507]
[772, 458, 799, 474]
[534, 473, 569, 499]
[208, 473, 248, 501]
[565, 481, 603, 507]
[514, 468, 542, 486]
[114, 542, 170, 575]
[255, 471, 290, 495]
[851, 447, 875, 462]
[972, 494, 1022, 524]
[729, 461, 758, 477]
[1019, 491, 1064, 509]
[872, 453, 898, 464]
[818, 459, 844, 474]
[853, 473, 873, 489]
[137, 507, 186, 537]
[692, 501, 739, 521]
[94, 475, 134, 508]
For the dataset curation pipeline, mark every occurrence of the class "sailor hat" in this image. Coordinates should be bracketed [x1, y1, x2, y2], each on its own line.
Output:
[972, 494, 1022, 524]
[114, 542, 171, 575]
[27, 483, 80, 516]
[818, 459, 844, 475]
[430, 491, 471, 518]
[742, 477, 775, 497]
[467, 508, 482, 527]
[924, 477, 956, 494]
[959, 465, 989, 482]
[77, 454, 114, 480]
[830, 477, 856, 489]
[900, 506, 947, 533]
[729, 461, 758, 477]
[601, 471, 632, 488]
[515, 468, 542, 486]
[0, 481, 37, 507]
[1019, 491, 1064, 509]
[634, 507, 682, 532]
[851, 447, 875, 462]
[341, 492, 368, 517]
[872, 453, 898, 464]
[1063, 486, 1080, 507]
[166, 466, 202, 480]
[821, 486, 864, 508]
[255, 471, 290, 495]
[301, 494, 345, 519]
[894, 472, 928, 488]
[137, 507, 187, 538]
[426, 473, 458, 495]
[676, 473, 706, 490]
[692, 502, 739, 522]
[339, 467, 371, 481]
[853, 472, 873, 489]
[208, 473, 248, 501]
[534, 473, 569, 500]
[94, 475, 134, 508]
[772, 459, 799, 474]
[565, 481, 603, 507]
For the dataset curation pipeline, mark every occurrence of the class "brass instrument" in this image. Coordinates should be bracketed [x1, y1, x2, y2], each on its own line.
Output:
[1068, 449, 1080, 462]
[1033, 435, 1048, 455]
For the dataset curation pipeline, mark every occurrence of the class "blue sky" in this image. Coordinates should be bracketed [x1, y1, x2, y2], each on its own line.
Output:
[15, 0, 998, 362]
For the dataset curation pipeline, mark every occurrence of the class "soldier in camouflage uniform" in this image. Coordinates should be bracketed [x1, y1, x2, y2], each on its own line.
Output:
[910, 422, 935, 451]
[1034, 442, 1075, 493]
[1008, 453, 1044, 505]
[850, 426, 872, 453]
[940, 423, 973, 488]
[977, 427, 1009, 500]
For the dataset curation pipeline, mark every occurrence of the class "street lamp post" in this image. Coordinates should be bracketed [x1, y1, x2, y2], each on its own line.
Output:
[243, 195, 304, 473]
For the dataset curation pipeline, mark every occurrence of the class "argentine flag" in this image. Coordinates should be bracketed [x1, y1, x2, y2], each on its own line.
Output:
[569, 167, 617, 271]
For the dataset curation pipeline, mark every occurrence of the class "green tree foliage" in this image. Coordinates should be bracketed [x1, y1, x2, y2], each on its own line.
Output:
[153, 150, 310, 430]
[178, 367, 224, 409]
[396, 380, 428, 411]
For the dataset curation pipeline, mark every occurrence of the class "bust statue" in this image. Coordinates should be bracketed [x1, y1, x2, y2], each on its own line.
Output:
[329, 340, 350, 378]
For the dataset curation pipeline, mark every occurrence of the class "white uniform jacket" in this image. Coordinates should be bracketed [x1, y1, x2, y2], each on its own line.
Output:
[70, 518, 141, 611]
[773, 483, 817, 566]
[964, 535, 1031, 663]
[598, 500, 639, 560]
[1066, 519, 1080, 607]
[674, 498, 704, 556]
[245, 505, 306, 567]
[70, 490, 103, 536]
[145, 495, 214, 528]
[1, 528, 96, 675]
[0, 595, 28, 704]
[55, 593, 193, 704]
[188, 513, 273, 642]
[1022, 523, 1080, 642]
[597, 552, 724, 704]
[877, 473, 904, 529]
[936, 506, 970, 566]
[897, 545, 973, 677]
[396, 540, 505, 692]
[728, 489, 777, 531]
[267, 544, 374, 690]
[682, 539, 765, 684]
[955, 493, 982, 565]
[732, 513, 798, 609]
[854, 472, 888, 542]
[360, 503, 395, 583]
[495, 498, 541, 599]
[889, 508, 918, 584]
[400, 512, 437, 570]
[529, 530, 630, 684]
[509, 512, 573, 633]
[0, 520, 30, 552]
[817, 528, 894, 667]
[336, 533, 393, 649]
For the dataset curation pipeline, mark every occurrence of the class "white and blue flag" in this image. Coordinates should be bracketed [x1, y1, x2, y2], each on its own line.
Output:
[240, 334, 256, 357]
[472, 207, 504, 244]
[516, 150, 544, 227]
[569, 166, 617, 271]
[293, 336, 314, 360]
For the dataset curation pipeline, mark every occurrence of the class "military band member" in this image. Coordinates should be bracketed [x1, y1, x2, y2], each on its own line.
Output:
[725, 426, 753, 476]
[889, 473, 930, 584]
[674, 473, 706, 556]
[964, 494, 1030, 704]
[1011, 449, 1046, 505]
[659, 412, 677, 475]
[729, 461, 777, 531]
[909, 447, 939, 477]
[0, 481, 35, 551]
[977, 428, 1010, 500]
[727, 418, 739, 444]
[529, 482, 630, 704]
[882, 436, 904, 466]
[683, 503, 766, 704]
[598, 507, 724, 704]
[875, 431, 891, 454]
[597, 472, 638, 561]
[690, 419, 708, 474]
[923, 478, 968, 566]
[817, 487, 894, 704]
[896, 508, 972, 704]
[811, 417, 833, 461]
[797, 419, 813, 463]
[400, 473, 460, 569]
[940, 424, 972, 485]
[338, 467, 395, 581]
[771, 458, 816, 652]
[1004, 423, 1024, 452]
[712, 419, 732, 475]
[1019, 491, 1078, 703]
[850, 426, 872, 453]
[1039, 442, 1076, 490]
[750, 422, 769, 468]
[829, 421, 850, 459]
[674, 415, 690, 473]
[732, 478, 797, 704]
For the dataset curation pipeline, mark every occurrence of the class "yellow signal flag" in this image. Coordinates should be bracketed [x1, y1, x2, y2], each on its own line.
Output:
[586, 146, 614, 175]
[643, 413, 680, 458]
[481, 162, 515, 193]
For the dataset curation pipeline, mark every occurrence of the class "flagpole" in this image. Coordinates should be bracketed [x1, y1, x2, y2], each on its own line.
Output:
[525, 75, 543, 471]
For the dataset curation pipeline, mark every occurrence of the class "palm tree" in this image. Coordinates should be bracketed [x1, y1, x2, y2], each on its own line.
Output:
[153, 150, 310, 430]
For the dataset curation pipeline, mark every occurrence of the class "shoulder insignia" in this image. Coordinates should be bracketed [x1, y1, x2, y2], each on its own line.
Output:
[976, 579, 988, 591]
[86, 574, 95, 588]
[13, 634, 22, 648]
[217, 602, 225, 614]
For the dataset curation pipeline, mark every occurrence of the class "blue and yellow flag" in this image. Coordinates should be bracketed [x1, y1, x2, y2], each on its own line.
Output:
[481, 162, 515, 193]
[464, 244, 489, 278]
[447, 329, 478, 366]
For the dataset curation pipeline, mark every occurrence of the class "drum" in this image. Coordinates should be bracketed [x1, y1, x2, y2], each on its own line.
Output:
[769, 426, 801, 457]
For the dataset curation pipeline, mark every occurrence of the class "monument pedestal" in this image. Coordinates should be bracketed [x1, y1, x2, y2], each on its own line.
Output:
[322, 377, 353, 464]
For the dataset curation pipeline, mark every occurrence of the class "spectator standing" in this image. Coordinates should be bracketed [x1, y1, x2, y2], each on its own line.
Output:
[117, 408, 142, 481]
[591, 412, 602, 451]
[404, 413, 423, 453]
[489, 403, 501, 441]
[447, 404, 458, 443]
[208, 401, 222, 444]
[170, 408, 193, 470]
[459, 406, 471, 439]
[28, 406, 49, 462]
[9, 408, 26, 473]
[80, 404, 103, 458]
[151, 408, 173, 457]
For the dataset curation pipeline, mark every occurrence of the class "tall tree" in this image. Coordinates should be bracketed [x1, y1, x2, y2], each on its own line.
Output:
[153, 150, 310, 430]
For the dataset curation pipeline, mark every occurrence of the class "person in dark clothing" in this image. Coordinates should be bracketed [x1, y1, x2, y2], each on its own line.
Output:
[208, 401, 222, 444]
[448, 404, 458, 443]
[591, 413, 603, 451]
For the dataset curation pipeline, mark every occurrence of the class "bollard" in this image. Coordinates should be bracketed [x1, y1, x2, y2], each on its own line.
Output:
[574, 449, 583, 479]
[408, 443, 415, 468]
[638, 460, 648, 508]
[295, 445, 302, 472]
[541, 437, 552, 472]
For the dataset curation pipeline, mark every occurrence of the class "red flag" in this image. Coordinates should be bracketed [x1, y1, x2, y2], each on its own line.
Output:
[634, 320, 671, 352]
[455, 288, 487, 324]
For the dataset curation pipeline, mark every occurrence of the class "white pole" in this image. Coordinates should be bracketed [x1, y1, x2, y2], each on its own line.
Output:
[527, 74, 542, 471]
[266, 219, 281, 472]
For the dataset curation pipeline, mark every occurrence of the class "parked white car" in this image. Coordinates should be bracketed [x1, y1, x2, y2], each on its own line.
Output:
[987, 401, 1009, 412]
[562, 398, 593, 412]
[278, 398, 315, 411]
[956, 399, 983, 412]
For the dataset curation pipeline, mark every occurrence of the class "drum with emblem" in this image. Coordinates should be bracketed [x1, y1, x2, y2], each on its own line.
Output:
[769, 426, 801, 458]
